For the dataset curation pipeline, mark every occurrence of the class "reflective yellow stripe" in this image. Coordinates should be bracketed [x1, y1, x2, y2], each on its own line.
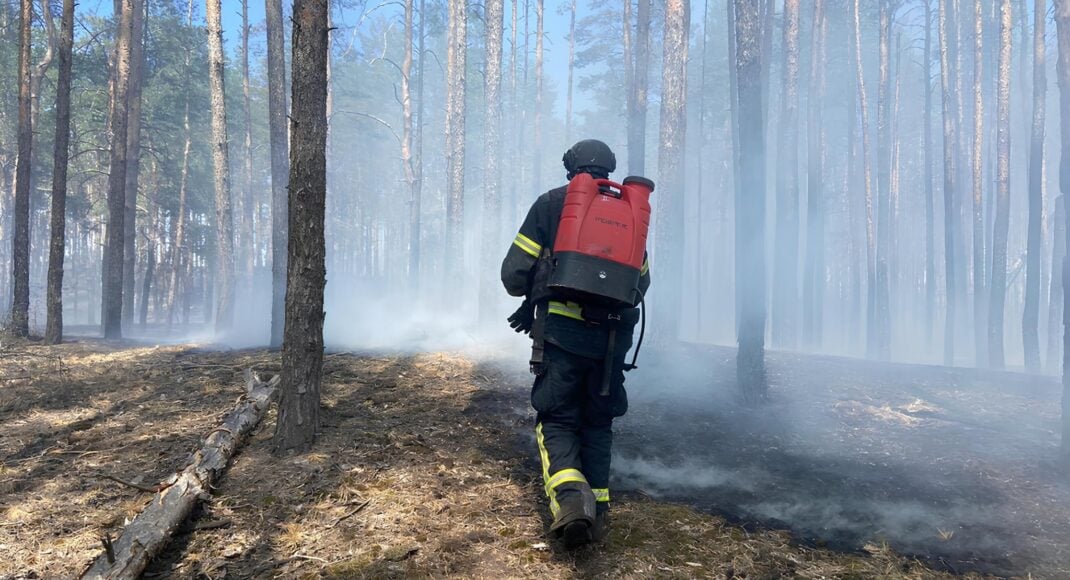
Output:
[513, 233, 541, 258]
[641, 258, 650, 275]
[548, 300, 584, 321]
[592, 488, 610, 503]
[546, 468, 587, 493]
[536, 423, 557, 516]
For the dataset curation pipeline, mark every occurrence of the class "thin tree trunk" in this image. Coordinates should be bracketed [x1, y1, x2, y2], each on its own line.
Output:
[565, 0, 575, 143]
[802, 0, 826, 349]
[872, 0, 892, 359]
[267, 0, 289, 347]
[1024, 0, 1046, 370]
[45, 0, 75, 344]
[890, 32, 902, 331]
[925, 0, 936, 347]
[122, 0, 145, 331]
[1049, 195, 1065, 372]
[772, 0, 800, 349]
[404, 0, 419, 294]
[939, 0, 959, 364]
[1056, 0, 1070, 466]
[103, 0, 134, 339]
[445, 0, 467, 275]
[630, 0, 650, 175]
[624, 0, 633, 169]
[166, 0, 194, 333]
[139, 205, 157, 327]
[480, 0, 503, 323]
[728, 0, 742, 328]
[206, 0, 235, 336]
[533, 0, 543, 188]
[733, 0, 766, 402]
[988, 0, 1012, 368]
[972, 0, 986, 365]
[855, 0, 877, 363]
[8, 0, 32, 337]
[275, 0, 328, 453]
[241, 0, 255, 305]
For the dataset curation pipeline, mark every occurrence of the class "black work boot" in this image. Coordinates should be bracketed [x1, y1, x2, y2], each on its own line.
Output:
[549, 484, 596, 549]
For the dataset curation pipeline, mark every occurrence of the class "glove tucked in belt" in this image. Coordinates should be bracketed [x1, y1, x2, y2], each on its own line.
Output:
[508, 299, 535, 335]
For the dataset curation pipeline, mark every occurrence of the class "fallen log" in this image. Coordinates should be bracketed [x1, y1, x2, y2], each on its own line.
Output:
[81, 369, 279, 579]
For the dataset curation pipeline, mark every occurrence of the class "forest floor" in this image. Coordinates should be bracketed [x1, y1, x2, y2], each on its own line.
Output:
[0, 336, 1061, 578]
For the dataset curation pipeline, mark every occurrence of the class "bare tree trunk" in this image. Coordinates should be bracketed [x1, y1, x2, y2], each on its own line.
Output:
[565, 0, 575, 143]
[1024, 0, 1046, 370]
[122, 0, 144, 332]
[404, 0, 419, 293]
[206, 0, 235, 336]
[103, 0, 134, 339]
[630, 0, 650, 175]
[267, 0, 289, 347]
[988, 0, 1012, 368]
[274, 0, 328, 453]
[889, 32, 902, 333]
[241, 0, 255, 304]
[802, 0, 826, 349]
[972, 0, 986, 365]
[445, 0, 467, 274]
[772, 0, 800, 349]
[1056, 0, 1070, 466]
[533, 0, 543, 188]
[624, 0, 633, 167]
[939, 0, 959, 364]
[8, 0, 33, 337]
[728, 0, 743, 327]
[655, 0, 689, 344]
[139, 203, 157, 327]
[480, 0, 503, 323]
[925, 0, 936, 347]
[733, 0, 766, 402]
[166, 0, 194, 333]
[1050, 195, 1066, 372]
[855, 0, 877, 363]
[45, 0, 75, 344]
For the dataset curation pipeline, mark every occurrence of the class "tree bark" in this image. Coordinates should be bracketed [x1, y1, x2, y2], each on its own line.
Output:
[925, 0, 936, 347]
[206, 0, 235, 336]
[103, 0, 134, 339]
[404, 0, 419, 293]
[565, 0, 575, 142]
[1049, 195, 1065, 372]
[7, 0, 31, 337]
[988, 0, 1012, 368]
[267, 0, 290, 347]
[166, 0, 195, 333]
[122, 0, 145, 331]
[445, 0, 467, 274]
[939, 0, 960, 364]
[533, 0, 543, 189]
[733, 0, 766, 402]
[138, 205, 157, 327]
[45, 0, 75, 345]
[802, 0, 826, 349]
[480, 0, 503, 323]
[972, 0, 986, 366]
[630, 0, 650, 175]
[855, 0, 877, 363]
[1057, 0, 1070, 467]
[241, 0, 256, 304]
[1024, 0, 1046, 370]
[772, 0, 800, 349]
[655, 0, 689, 344]
[274, 0, 329, 453]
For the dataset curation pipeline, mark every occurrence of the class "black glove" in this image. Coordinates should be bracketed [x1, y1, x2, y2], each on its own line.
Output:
[508, 299, 535, 335]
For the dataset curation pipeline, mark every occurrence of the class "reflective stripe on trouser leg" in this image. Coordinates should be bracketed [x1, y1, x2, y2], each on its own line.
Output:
[591, 488, 609, 503]
[536, 422, 587, 517]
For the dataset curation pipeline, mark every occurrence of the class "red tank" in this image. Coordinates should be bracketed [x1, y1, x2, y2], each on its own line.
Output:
[548, 173, 654, 306]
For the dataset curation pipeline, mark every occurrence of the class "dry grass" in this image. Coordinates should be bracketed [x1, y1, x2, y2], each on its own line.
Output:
[0, 340, 984, 579]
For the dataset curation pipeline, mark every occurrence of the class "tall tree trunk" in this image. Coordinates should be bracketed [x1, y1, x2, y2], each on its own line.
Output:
[855, 0, 877, 363]
[733, 0, 766, 402]
[972, 0, 986, 365]
[267, 0, 289, 347]
[655, 0, 689, 343]
[1056, 0, 1070, 466]
[630, 0, 650, 175]
[772, 0, 800, 349]
[139, 203, 157, 327]
[8, 0, 32, 337]
[873, 0, 892, 360]
[939, 0, 959, 364]
[166, 0, 195, 333]
[103, 0, 134, 339]
[275, 0, 328, 452]
[1024, 0, 1046, 370]
[624, 0, 633, 169]
[1049, 195, 1066, 372]
[481, 0, 503, 323]
[206, 0, 235, 336]
[925, 0, 936, 346]
[241, 0, 256, 305]
[532, 0, 543, 188]
[802, 0, 826, 349]
[988, 0, 1012, 368]
[445, 0, 467, 275]
[565, 0, 575, 143]
[122, 0, 145, 331]
[728, 0, 743, 327]
[405, 0, 419, 294]
[45, 0, 75, 344]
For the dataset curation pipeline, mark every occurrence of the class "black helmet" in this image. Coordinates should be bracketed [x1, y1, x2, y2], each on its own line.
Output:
[562, 139, 616, 179]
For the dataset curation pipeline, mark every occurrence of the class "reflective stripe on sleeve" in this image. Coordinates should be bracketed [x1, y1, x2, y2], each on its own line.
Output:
[513, 233, 542, 258]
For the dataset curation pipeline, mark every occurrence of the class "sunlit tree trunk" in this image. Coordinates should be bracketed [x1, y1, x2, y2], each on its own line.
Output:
[405, 0, 419, 294]
[873, 0, 891, 360]
[103, 0, 134, 339]
[8, 0, 32, 338]
[1055, 0, 1070, 465]
[206, 0, 235, 336]
[988, 0, 1012, 368]
[122, 0, 144, 331]
[802, 0, 826, 349]
[630, 0, 650, 175]
[241, 0, 256, 302]
[275, 0, 329, 453]
[939, 0, 959, 364]
[138, 199, 158, 327]
[45, 0, 75, 344]
[972, 0, 986, 366]
[855, 0, 877, 362]
[773, 0, 800, 349]
[166, 0, 195, 333]
[445, 0, 467, 275]
[267, 0, 290, 347]
[733, 0, 766, 402]
[1024, 0, 1046, 370]
[655, 0, 689, 343]
[480, 0, 503, 322]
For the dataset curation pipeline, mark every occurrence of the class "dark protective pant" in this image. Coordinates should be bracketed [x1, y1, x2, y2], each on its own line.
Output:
[531, 342, 628, 518]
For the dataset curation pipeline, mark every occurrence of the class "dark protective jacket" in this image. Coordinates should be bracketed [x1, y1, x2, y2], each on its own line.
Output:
[501, 186, 651, 360]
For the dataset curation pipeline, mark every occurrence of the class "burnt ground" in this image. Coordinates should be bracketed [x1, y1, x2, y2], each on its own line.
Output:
[0, 336, 1055, 578]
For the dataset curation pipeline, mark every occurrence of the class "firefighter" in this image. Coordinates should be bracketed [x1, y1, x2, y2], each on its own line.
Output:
[501, 139, 650, 549]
